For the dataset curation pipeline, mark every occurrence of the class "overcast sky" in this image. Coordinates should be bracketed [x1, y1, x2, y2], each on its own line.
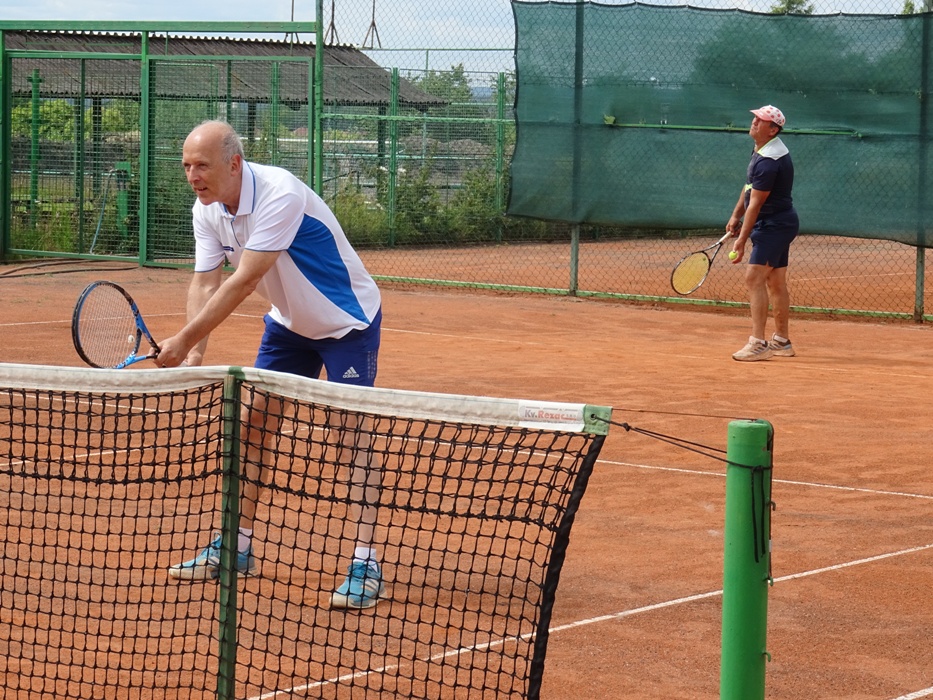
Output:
[0, 0, 904, 74]
[0, 0, 518, 73]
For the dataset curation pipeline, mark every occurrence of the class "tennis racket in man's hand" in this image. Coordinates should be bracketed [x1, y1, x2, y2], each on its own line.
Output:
[72, 280, 161, 369]
[670, 231, 732, 295]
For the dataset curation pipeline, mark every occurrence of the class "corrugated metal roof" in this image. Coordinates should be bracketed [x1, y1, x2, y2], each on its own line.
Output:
[4, 30, 446, 108]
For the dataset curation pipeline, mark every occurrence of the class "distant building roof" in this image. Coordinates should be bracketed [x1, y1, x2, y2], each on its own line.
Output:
[4, 30, 446, 109]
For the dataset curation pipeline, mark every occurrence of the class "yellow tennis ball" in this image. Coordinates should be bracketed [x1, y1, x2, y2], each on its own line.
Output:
[728, 250, 738, 260]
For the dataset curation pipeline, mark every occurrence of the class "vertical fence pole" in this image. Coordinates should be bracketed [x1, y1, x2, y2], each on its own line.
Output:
[387, 67, 399, 246]
[270, 62, 280, 166]
[495, 71, 505, 244]
[570, 223, 580, 294]
[76, 59, 86, 252]
[916, 10, 930, 321]
[313, 0, 324, 193]
[569, 0, 585, 295]
[27, 69, 42, 231]
[720, 419, 773, 700]
[138, 31, 151, 265]
[0, 30, 8, 261]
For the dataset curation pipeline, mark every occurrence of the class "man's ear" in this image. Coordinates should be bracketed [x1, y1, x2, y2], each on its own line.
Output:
[230, 154, 243, 175]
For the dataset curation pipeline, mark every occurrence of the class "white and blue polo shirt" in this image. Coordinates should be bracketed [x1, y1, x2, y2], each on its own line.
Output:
[192, 162, 381, 340]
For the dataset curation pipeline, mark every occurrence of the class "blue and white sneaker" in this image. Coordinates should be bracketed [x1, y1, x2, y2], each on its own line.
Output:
[168, 532, 258, 581]
[330, 561, 386, 609]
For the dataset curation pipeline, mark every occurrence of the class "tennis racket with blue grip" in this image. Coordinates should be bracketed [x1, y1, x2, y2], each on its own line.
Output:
[72, 280, 161, 369]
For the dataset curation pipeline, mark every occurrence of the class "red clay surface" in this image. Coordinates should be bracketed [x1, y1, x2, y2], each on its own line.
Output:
[1, 261, 932, 699]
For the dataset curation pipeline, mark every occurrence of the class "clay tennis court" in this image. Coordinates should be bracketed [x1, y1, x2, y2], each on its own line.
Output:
[1, 261, 932, 699]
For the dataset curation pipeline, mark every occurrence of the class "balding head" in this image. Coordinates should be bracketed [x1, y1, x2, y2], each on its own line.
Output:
[186, 120, 245, 163]
[182, 120, 245, 212]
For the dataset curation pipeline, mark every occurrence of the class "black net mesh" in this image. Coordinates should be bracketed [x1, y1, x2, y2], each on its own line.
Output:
[0, 366, 608, 699]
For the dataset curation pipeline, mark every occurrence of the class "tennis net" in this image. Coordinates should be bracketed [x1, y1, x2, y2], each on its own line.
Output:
[0, 363, 611, 699]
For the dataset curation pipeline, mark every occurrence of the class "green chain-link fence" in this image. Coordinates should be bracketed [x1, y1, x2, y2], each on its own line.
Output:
[1, 1, 931, 320]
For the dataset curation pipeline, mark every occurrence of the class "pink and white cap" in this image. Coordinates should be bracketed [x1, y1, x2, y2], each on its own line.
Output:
[750, 105, 785, 127]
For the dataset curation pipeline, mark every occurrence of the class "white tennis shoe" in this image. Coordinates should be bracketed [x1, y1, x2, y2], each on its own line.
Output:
[732, 336, 773, 362]
[768, 334, 795, 357]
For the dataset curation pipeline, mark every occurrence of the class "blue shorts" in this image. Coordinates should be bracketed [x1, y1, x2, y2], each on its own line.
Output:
[254, 309, 381, 387]
[749, 210, 799, 269]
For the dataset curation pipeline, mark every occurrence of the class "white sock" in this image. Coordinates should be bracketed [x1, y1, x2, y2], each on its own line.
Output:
[353, 546, 377, 566]
[773, 334, 789, 344]
[238, 527, 252, 553]
[751, 336, 766, 345]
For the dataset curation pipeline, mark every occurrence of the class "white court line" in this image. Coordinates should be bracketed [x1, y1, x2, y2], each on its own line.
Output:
[892, 689, 933, 700]
[793, 271, 908, 283]
[384, 326, 548, 344]
[249, 541, 933, 700]
[5, 379, 930, 697]
[772, 543, 933, 583]
[601, 459, 933, 501]
[0, 319, 69, 328]
[0, 311, 185, 328]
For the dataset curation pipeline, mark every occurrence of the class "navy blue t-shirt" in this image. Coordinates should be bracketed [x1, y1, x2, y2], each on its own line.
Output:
[744, 144, 794, 217]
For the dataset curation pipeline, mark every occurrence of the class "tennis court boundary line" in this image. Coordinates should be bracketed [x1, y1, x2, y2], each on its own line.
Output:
[892, 688, 933, 700]
[601, 459, 933, 501]
[248, 541, 933, 700]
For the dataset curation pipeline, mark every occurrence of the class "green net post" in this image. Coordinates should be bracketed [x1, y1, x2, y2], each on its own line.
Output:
[720, 419, 774, 700]
[217, 369, 244, 700]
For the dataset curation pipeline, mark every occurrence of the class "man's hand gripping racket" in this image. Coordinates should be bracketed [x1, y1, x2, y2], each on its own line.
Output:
[670, 231, 733, 296]
[72, 280, 161, 369]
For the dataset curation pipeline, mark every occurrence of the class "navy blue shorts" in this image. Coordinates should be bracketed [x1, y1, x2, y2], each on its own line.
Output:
[749, 210, 799, 269]
[254, 309, 381, 387]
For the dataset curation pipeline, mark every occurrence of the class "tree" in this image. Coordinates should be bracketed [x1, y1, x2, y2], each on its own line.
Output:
[770, 0, 815, 14]
[11, 99, 75, 141]
[409, 63, 473, 105]
[901, 0, 932, 13]
[406, 63, 483, 143]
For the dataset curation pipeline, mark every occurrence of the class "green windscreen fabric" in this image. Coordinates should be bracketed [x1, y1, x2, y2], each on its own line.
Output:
[509, 1, 933, 247]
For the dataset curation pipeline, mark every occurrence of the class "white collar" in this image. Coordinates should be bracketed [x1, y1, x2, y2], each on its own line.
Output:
[222, 162, 255, 218]
[757, 137, 789, 160]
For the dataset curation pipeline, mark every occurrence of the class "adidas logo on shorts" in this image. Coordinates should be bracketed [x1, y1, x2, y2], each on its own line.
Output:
[342, 366, 360, 380]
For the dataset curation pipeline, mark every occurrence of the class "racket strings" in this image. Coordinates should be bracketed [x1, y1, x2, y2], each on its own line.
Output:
[76, 287, 141, 368]
[671, 252, 712, 295]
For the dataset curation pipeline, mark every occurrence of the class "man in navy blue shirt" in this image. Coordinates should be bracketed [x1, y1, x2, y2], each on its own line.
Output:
[726, 105, 799, 362]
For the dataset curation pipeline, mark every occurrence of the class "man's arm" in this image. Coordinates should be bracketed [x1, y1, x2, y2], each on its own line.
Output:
[726, 188, 747, 236]
[178, 265, 223, 366]
[156, 248, 281, 367]
[730, 188, 770, 263]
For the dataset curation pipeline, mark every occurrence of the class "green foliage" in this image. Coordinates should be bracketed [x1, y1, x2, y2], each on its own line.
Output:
[11, 100, 76, 141]
[328, 182, 388, 247]
[9, 65, 526, 257]
[101, 101, 140, 133]
[405, 64, 494, 144]
[11, 99, 141, 141]
[409, 64, 473, 104]
[448, 162, 502, 242]
[390, 162, 453, 245]
[770, 0, 815, 13]
[900, 0, 930, 12]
